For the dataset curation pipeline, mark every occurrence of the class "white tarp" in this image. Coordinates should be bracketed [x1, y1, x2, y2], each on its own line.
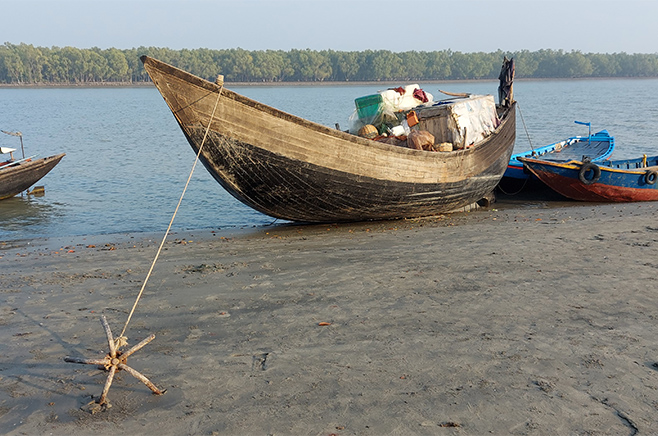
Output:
[416, 95, 500, 148]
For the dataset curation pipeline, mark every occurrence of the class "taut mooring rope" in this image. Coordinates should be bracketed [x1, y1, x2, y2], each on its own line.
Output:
[117, 77, 225, 345]
[496, 103, 532, 196]
[517, 103, 534, 151]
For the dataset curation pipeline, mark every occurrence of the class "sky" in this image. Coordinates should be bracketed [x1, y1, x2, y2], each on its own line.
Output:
[1, 0, 657, 54]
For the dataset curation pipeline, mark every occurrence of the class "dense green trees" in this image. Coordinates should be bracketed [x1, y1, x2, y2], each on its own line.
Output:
[1, 42, 657, 85]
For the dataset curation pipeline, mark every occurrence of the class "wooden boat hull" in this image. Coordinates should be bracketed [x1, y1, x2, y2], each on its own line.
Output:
[504, 130, 615, 181]
[141, 56, 516, 222]
[519, 156, 658, 202]
[0, 153, 65, 200]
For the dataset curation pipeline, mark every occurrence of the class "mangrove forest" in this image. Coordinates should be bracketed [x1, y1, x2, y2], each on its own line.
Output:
[1, 42, 658, 85]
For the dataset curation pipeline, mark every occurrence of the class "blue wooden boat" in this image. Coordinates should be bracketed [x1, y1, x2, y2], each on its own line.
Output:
[503, 123, 614, 181]
[518, 155, 658, 202]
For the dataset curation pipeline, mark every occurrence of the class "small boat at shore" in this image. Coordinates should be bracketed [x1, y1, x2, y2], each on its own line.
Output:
[0, 131, 65, 200]
[141, 56, 517, 223]
[518, 154, 658, 202]
[503, 124, 615, 181]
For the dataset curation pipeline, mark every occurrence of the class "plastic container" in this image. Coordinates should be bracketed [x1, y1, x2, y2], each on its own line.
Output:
[389, 125, 406, 137]
[355, 94, 384, 119]
[406, 111, 419, 127]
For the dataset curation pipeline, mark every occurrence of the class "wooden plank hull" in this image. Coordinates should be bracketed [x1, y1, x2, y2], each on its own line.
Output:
[141, 56, 516, 222]
[0, 153, 65, 200]
[519, 156, 658, 202]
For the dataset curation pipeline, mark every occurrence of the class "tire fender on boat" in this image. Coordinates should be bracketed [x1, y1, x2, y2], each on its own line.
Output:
[645, 170, 658, 185]
[579, 162, 601, 185]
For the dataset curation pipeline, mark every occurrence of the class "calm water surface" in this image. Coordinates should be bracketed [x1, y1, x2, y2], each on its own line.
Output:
[2, 78, 658, 241]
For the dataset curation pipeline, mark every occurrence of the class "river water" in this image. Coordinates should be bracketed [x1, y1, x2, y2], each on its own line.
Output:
[2, 77, 658, 241]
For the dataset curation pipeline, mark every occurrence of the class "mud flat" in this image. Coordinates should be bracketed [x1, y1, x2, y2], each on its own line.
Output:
[1, 200, 657, 435]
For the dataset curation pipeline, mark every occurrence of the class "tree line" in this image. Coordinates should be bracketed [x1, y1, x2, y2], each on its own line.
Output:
[1, 42, 657, 85]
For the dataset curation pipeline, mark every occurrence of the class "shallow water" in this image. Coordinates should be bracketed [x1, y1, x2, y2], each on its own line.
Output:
[1, 77, 658, 241]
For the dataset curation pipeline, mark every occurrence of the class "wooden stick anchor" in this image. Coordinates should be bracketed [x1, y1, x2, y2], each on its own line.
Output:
[64, 315, 165, 413]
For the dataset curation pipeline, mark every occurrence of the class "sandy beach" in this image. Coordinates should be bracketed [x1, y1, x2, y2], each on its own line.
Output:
[1, 197, 658, 435]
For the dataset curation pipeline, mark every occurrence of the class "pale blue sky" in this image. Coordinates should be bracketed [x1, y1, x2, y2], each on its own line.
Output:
[1, 0, 656, 53]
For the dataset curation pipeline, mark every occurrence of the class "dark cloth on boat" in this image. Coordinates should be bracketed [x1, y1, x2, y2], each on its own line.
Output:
[498, 57, 515, 107]
[413, 88, 429, 103]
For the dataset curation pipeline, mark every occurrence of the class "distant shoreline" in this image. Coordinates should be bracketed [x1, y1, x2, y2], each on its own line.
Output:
[1, 76, 654, 89]
[0, 79, 489, 89]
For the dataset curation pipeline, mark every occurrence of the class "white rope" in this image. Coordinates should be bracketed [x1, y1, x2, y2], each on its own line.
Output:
[517, 103, 534, 151]
[117, 82, 224, 343]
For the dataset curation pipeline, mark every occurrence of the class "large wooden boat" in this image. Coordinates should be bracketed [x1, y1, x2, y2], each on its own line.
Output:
[0, 152, 65, 200]
[518, 155, 658, 202]
[141, 56, 517, 223]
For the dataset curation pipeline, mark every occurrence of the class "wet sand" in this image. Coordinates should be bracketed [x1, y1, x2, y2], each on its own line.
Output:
[1, 198, 658, 435]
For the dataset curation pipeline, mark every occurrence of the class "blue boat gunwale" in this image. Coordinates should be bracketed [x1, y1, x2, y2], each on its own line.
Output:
[523, 155, 658, 174]
[508, 129, 615, 166]
[502, 129, 615, 181]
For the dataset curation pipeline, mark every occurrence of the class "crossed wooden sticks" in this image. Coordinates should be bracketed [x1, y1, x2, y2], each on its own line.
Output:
[64, 315, 165, 413]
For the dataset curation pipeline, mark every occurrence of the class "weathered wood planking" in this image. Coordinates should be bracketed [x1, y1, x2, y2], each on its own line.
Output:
[142, 56, 516, 222]
[0, 153, 65, 200]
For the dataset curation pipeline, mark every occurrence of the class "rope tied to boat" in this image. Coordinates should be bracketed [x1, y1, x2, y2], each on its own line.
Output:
[516, 103, 534, 152]
[496, 102, 531, 196]
[64, 68, 226, 412]
[117, 75, 225, 344]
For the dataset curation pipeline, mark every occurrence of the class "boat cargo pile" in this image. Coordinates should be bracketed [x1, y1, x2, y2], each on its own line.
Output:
[348, 85, 501, 153]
